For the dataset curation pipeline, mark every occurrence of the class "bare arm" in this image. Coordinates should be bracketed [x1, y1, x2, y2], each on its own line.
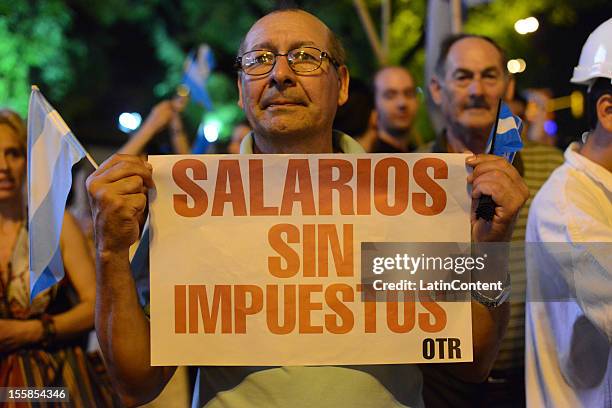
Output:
[169, 114, 191, 155]
[118, 122, 160, 156]
[87, 154, 176, 406]
[118, 100, 177, 156]
[0, 213, 96, 351]
[437, 301, 510, 382]
[466, 154, 527, 380]
[52, 212, 96, 339]
[429, 154, 528, 382]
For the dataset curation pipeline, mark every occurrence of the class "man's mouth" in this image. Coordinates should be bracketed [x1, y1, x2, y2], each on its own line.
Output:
[0, 179, 15, 189]
[463, 107, 490, 114]
[393, 113, 411, 120]
[263, 99, 306, 109]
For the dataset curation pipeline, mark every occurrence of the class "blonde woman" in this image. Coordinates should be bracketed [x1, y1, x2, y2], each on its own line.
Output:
[0, 109, 118, 407]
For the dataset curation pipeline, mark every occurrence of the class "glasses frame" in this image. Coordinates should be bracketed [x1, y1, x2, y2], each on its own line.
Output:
[235, 46, 340, 76]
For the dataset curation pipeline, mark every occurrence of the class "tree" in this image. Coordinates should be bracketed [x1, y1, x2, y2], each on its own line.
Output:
[0, 0, 83, 115]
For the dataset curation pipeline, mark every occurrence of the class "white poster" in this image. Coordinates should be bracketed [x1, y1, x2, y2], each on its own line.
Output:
[149, 153, 473, 366]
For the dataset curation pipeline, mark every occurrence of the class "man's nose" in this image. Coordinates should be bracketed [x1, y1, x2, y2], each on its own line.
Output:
[397, 97, 407, 110]
[0, 154, 7, 170]
[468, 78, 484, 96]
[268, 55, 296, 88]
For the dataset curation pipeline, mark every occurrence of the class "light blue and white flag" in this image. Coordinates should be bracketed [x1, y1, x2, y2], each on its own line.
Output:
[183, 44, 215, 110]
[27, 86, 94, 299]
[485, 100, 524, 163]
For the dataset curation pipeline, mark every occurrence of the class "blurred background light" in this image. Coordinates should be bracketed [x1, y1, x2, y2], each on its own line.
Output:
[524, 17, 539, 32]
[544, 119, 558, 135]
[508, 58, 527, 73]
[514, 17, 539, 35]
[203, 119, 221, 142]
[570, 91, 584, 118]
[118, 112, 142, 133]
[508, 59, 521, 73]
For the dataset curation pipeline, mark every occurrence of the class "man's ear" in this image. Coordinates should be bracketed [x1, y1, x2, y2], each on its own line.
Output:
[237, 74, 244, 109]
[429, 75, 443, 106]
[596, 93, 612, 132]
[337, 65, 350, 106]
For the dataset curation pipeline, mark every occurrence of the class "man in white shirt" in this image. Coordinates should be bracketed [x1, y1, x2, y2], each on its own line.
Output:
[525, 17, 612, 407]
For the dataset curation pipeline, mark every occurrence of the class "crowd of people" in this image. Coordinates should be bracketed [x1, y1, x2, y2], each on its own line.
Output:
[0, 7, 609, 408]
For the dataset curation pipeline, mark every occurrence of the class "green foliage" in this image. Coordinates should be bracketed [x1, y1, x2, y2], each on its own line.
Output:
[1, 0, 607, 139]
[0, 0, 81, 115]
[387, 1, 426, 66]
[152, 23, 187, 97]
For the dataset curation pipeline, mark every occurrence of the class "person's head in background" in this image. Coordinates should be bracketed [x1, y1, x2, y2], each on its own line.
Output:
[571, 17, 612, 171]
[228, 119, 252, 154]
[524, 89, 557, 146]
[333, 78, 377, 150]
[429, 34, 512, 153]
[373, 66, 419, 151]
[0, 109, 27, 206]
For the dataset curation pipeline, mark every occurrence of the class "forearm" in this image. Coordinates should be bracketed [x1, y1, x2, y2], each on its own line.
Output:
[6, 299, 97, 348]
[50, 301, 94, 341]
[118, 123, 158, 155]
[442, 301, 509, 382]
[170, 128, 191, 155]
[96, 249, 175, 405]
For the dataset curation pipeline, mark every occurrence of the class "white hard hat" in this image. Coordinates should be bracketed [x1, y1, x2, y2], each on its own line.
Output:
[570, 18, 612, 86]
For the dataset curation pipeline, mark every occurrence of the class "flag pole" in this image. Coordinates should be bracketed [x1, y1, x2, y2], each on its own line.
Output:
[488, 99, 503, 154]
[353, 0, 386, 65]
[476, 98, 503, 222]
[451, 0, 462, 34]
[82, 148, 99, 170]
[31, 85, 98, 170]
[66, 132, 98, 170]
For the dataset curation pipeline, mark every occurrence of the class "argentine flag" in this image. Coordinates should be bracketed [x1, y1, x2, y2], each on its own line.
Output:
[485, 100, 524, 163]
[27, 86, 93, 299]
[183, 44, 215, 110]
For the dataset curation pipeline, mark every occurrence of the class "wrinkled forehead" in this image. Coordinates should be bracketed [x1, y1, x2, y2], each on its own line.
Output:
[445, 38, 504, 73]
[244, 11, 331, 52]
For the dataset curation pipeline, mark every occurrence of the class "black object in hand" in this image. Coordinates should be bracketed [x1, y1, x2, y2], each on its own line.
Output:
[476, 195, 496, 221]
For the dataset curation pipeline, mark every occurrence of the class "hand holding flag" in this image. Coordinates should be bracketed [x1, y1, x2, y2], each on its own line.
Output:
[475, 100, 524, 221]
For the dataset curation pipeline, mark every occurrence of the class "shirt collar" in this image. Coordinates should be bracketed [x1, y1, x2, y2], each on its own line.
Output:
[239, 130, 365, 154]
[564, 142, 612, 193]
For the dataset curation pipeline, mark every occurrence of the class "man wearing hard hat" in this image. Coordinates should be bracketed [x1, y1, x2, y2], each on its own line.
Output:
[525, 18, 612, 407]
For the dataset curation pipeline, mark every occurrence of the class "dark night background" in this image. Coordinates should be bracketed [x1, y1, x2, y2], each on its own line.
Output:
[1, 0, 610, 152]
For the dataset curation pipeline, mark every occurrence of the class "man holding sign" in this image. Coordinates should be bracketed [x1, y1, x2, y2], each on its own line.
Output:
[87, 9, 528, 407]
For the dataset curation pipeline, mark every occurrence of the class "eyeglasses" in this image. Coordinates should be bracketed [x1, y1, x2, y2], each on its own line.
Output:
[236, 46, 340, 76]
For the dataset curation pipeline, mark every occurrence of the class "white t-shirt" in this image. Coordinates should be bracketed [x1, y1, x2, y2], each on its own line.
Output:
[525, 142, 612, 407]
